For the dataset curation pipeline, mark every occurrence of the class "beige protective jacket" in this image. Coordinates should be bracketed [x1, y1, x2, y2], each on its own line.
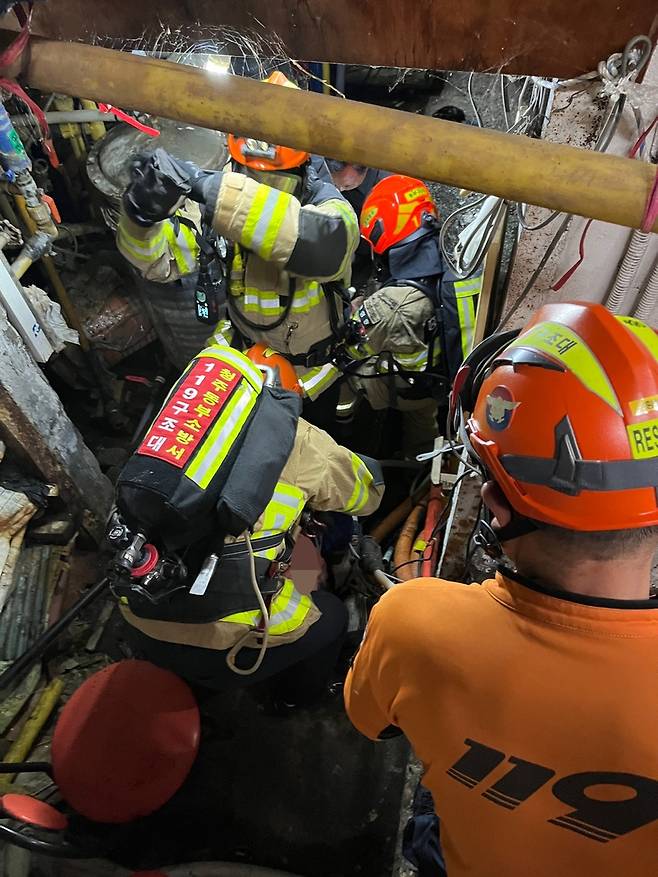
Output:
[117, 167, 359, 399]
[348, 284, 435, 411]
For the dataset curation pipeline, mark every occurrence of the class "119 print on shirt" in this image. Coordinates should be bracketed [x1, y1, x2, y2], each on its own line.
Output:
[447, 738, 658, 843]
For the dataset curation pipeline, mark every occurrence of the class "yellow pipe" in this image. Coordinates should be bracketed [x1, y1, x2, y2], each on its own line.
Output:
[11, 251, 33, 279]
[14, 194, 90, 351]
[0, 677, 63, 789]
[79, 99, 106, 141]
[321, 62, 331, 95]
[11, 38, 657, 233]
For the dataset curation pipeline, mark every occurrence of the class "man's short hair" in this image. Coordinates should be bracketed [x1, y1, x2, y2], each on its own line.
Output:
[536, 523, 658, 561]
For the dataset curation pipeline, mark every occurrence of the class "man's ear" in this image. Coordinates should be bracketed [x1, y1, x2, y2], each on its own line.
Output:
[481, 481, 512, 529]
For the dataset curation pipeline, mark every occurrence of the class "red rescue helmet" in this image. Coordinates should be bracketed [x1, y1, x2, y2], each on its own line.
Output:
[360, 174, 437, 254]
[227, 73, 310, 172]
[246, 343, 303, 395]
[451, 301, 658, 531]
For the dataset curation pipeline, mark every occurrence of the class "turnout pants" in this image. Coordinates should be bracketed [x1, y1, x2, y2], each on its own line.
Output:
[125, 590, 347, 705]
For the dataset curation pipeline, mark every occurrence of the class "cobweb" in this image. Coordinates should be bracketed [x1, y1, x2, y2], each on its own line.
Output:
[90, 21, 343, 94]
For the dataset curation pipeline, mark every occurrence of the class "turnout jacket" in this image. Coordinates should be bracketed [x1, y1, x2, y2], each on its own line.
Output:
[122, 418, 383, 651]
[117, 164, 359, 400]
[346, 231, 481, 408]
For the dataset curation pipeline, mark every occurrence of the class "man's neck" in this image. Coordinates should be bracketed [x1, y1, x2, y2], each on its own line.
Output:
[512, 545, 654, 601]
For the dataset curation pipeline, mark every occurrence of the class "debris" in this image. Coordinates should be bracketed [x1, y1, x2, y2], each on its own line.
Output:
[0, 487, 36, 613]
[85, 601, 114, 652]
[29, 513, 77, 545]
[23, 283, 80, 350]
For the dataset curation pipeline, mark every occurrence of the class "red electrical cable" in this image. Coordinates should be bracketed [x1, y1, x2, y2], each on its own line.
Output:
[552, 113, 658, 290]
[97, 103, 160, 138]
[0, 2, 59, 167]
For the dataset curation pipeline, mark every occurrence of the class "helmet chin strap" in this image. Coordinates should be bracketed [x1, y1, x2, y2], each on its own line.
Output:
[475, 507, 538, 559]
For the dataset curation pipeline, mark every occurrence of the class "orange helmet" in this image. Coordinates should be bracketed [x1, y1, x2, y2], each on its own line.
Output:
[360, 174, 437, 254]
[227, 72, 310, 172]
[246, 344, 302, 395]
[452, 301, 658, 531]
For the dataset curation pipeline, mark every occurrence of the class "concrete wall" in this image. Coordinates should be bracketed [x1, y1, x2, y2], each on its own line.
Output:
[503, 49, 658, 329]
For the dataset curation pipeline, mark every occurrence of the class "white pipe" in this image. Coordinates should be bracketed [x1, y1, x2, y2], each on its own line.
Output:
[605, 228, 652, 313]
[11, 110, 117, 125]
[633, 255, 658, 322]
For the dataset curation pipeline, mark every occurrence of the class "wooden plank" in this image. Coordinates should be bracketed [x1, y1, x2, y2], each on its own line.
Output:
[16, 0, 658, 79]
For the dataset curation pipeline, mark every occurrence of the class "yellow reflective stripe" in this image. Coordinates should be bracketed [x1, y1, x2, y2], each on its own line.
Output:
[261, 482, 306, 532]
[298, 363, 341, 400]
[455, 277, 482, 295]
[618, 316, 658, 363]
[162, 224, 187, 274]
[117, 224, 167, 262]
[207, 321, 232, 348]
[455, 293, 477, 359]
[186, 383, 257, 488]
[196, 345, 264, 391]
[455, 276, 480, 358]
[230, 244, 246, 297]
[396, 349, 429, 370]
[238, 281, 323, 318]
[162, 222, 199, 274]
[260, 191, 291, 260]
[179, 222, 200, 267]
[221, 608, 260, 626]
[327, 198, 359, 243]
[508, 321, 622, 415]
[268, 580, 313, 634]
[323, 199, 359, 276]
[242, 289, 282, 314]
[241, 185, 272, 249]
[345, 453, 374, 514]
[220, 579, 312, 634]
[292, 282, 324, 314]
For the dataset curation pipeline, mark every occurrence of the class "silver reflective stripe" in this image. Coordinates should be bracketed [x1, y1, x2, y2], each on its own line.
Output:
[273, 487, 304, 513]
[188, 386, 254, 486]
[269, 587, 303, 628]
[176, 225, 197, 270]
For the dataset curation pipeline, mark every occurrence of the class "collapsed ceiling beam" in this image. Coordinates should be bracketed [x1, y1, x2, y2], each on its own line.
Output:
[12, 37, 658, 233]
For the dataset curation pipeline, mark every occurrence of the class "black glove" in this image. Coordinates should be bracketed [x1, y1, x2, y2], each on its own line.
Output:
[177, 159, 223, 207]
[122, 148, 193, 227]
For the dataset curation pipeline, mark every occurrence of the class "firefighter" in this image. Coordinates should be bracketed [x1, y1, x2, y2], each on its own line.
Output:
[345, 174, 481, 455]
[116, 72, 359, 431]
[345, 302, 658, 875]
[119, 343, 383, 706]
[317, 158, 392, 290]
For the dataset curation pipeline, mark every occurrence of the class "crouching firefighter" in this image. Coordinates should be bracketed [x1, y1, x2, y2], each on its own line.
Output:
[116, 72, 359, 430]
[107, 343, 383, 703]
[344, 175, 482, 456]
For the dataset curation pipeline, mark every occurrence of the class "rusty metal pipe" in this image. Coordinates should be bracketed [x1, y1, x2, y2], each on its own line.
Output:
[8, 38, 658, 233]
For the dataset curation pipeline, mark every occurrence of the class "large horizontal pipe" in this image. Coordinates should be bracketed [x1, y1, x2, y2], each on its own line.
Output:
[11, 37, 658, 233]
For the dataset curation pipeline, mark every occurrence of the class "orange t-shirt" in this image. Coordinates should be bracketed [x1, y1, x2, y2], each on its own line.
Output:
[344, 571, 658, 876]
